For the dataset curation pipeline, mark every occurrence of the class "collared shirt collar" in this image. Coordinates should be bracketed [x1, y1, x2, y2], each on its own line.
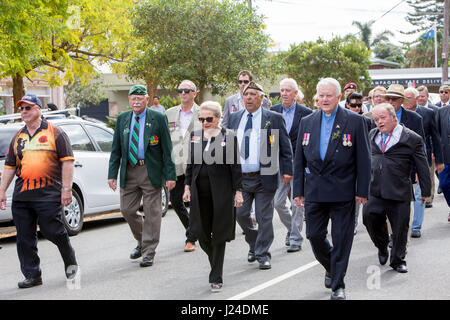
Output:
[282, 102, 296, 113]
[322, 106, 338, 119]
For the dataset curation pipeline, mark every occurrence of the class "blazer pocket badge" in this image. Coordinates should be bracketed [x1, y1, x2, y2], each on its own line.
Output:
[191, 136, 201, 143]
[342, 134, 352, 147]
[149, 135, 159, 145]
[302, 133, 310, 146]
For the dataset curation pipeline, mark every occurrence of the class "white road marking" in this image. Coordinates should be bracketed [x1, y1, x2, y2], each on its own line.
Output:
[227, 260, 320, 300]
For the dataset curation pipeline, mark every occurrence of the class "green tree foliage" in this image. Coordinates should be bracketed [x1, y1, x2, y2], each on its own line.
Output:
[404, 31, 445, 67]
[405, 0, 445, 34]
[351, 20, 394, 50]
[0, 0, 134, 109]
[64, 75, 107, 108]
[127, 0, 272, 103]
[280, 37, 371, 108]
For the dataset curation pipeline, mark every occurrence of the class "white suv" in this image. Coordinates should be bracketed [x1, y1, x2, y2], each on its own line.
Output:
[0, 117, 169, 235]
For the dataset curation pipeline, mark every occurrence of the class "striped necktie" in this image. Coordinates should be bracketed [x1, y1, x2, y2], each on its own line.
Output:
[129, 115, 140, 166]
[241, 113, 253, 160]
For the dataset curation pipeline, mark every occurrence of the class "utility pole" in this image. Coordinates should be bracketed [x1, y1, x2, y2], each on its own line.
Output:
[248, 0, 252, 9]
[443, 0, 449, 83]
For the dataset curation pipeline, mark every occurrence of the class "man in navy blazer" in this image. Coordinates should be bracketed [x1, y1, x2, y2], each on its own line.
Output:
[404, 88, 444, 237]
[228, 81, 293, 270]
[435, 103, 450, 222]
[271, 78, 312, 253]
[293, 78, 371, 300]
[436, 85, 450, 108]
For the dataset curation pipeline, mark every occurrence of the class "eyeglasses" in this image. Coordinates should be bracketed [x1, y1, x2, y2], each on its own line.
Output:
[198, 117, 214, 123]
[386, 97, 401, 101]
[349, 103, 362, 108]
[440, 91, 449, 94]
[238, 80, 250, 84]
[19, 105, 34, 111]
[178, 88, 194, 94]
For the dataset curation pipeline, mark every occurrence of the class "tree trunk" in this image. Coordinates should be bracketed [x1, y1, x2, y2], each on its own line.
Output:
[13, 75, 25, 113]
[145, 78, 158, 103]
[197, 84, 205, 105]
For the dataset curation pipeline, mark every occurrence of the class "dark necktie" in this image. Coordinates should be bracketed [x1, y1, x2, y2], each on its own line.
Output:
[129, 115, 140, 166]
[242, 113, 253, 159]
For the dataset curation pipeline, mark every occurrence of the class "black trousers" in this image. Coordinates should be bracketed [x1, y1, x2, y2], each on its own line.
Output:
[170, 174, 197, 243]
[305, 200, 355, 291]
[363, 196, 410, 268]
[197, 167, 226, 284]
[12, 201, 77, 279]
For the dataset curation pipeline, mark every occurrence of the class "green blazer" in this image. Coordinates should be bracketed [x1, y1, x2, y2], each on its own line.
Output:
[108, 108, 177, 189]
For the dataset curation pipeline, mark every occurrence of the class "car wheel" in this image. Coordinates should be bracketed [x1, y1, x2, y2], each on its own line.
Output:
[162, 186, 168, 217]
[62, 189, 84, 236]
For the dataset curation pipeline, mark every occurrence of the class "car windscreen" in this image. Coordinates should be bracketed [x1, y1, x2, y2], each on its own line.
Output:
[0, 128, 20, 159]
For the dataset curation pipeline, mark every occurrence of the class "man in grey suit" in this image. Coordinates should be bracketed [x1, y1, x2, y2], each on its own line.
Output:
[228, 81, 293, 270]
[222, 70, 270, 129]
[363, 103, 431, 273]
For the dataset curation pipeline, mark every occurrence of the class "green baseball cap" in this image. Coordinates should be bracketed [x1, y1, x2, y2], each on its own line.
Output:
[128, 85, 147, 96]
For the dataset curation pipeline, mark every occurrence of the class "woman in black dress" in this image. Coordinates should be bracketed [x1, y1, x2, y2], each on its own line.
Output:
[183, 101, 243, 292]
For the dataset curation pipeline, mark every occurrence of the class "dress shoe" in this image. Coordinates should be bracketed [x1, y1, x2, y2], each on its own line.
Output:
[139, 257, 154, 267]
[394, 264, 408, 273]
[330, 288, 346, 300]
[18, 276, 43, 289]
[324, 272, 332, 289]
[184, 241, 196, 252]
[425, 203, 433, 208]
[211, 283, 223, 293]
[247, 251, 256, 263]
[378, 249, 389, 265]
[259, 260, 271, 270]
[411, 230, 421, 238]
[130, 246, 142, 260]
[287, 244, 301, 253]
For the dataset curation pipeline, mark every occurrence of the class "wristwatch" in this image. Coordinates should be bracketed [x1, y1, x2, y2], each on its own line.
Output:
[63, 187, 72, 192]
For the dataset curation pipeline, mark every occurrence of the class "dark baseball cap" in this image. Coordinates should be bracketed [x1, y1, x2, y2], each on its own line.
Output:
[16, 94, 42, 108]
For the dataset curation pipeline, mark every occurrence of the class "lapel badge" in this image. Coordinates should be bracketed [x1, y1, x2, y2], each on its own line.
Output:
[343, 134, 348, 146]
[303, 133, 310, 146]
[146, 122, 151, 128]
[221, 135, 226, 147]
[191, 136, 201, 143]
[347, 134, 352, 147]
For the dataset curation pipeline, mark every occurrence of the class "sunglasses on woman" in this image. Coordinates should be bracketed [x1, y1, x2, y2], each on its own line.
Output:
[349, 103, 362, 108]
[198, 117, 214, 123]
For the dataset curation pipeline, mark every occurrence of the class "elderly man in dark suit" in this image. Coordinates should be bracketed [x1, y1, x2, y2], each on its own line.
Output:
[436, 85, 450, 108]
[108, 85, 177, 267]
[363, 103, 431, 273]
[293, 78, 371, 300]
[271, 78, 312, 253]
[228, 81, 293, 270]
[435, 102, 450, 222]
[404, 87, 444, 238]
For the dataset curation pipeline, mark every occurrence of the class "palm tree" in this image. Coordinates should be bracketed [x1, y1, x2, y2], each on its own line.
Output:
[351, 20, 394, 50]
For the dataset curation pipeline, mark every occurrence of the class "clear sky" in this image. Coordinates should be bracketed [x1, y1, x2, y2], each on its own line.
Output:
[252, 0, 422, 51]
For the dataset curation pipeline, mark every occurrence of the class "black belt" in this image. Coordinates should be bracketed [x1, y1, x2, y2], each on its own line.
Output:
[243, 171, 260, 177]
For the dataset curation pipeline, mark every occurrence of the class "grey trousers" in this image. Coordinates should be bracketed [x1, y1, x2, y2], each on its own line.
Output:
[236, 175, 275, 263]
[120, 164, 162, 259]
[273, 174, 304, 246]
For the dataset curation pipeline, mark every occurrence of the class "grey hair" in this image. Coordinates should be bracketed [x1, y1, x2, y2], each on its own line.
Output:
[179, 79, 197, 92]
[405, 87, 419, 98]
[416, 85, 429, 95]
[373, 103, 396, 117]
[200, 100, 222, 118]
[280, 78, 299, 92]
[316, 78, 341, 96]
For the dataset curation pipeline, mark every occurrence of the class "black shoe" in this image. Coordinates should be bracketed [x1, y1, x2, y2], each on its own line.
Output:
[287, 244, 301, 253]
[259, 260, 271, 270]
[247, 251, 256, 263]
[394, 264, 408, 273]
[411, 230, 421, 238]
[130, 246, 142, 259]
[18, 276, 43, 289]
[425, 203, 433, 208]
[378, 249, 389, 265]
[324, 272, 332, 289]
[139, 257, 153, 267]
[330, 288, 346, 300]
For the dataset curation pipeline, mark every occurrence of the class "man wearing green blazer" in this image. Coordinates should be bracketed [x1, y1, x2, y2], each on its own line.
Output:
[108, 85, 176, 268]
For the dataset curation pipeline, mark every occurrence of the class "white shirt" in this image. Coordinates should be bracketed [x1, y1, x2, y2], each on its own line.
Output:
[179, 108, 193, 137]
[237, 107, 262, 173]
[375, 124, 403, 152]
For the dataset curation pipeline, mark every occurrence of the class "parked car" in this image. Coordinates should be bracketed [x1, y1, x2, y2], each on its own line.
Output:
[0, 116, 169, 236]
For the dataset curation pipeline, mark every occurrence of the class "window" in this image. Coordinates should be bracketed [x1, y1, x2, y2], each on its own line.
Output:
[60, 124, 95, 151]
[84, 125, 113, 152]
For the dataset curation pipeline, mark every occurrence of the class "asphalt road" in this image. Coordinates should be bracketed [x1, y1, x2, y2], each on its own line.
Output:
[0, 189, 449, 301]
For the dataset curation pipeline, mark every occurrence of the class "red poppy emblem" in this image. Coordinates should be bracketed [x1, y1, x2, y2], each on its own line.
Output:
[39, 136, 48, 143]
